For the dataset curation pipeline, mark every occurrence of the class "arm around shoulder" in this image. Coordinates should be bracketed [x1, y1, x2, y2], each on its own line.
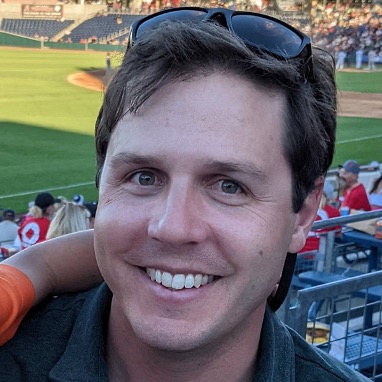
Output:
[3, 229, 101, 305]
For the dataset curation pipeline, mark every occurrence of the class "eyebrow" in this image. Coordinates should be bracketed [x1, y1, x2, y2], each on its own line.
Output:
[108, 154, 269, 183]
[108, 153, 162, 168]
[203, 160, 269, 183]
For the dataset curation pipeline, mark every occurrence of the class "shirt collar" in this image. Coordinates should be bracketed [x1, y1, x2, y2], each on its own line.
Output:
[253, 306, 295, 382]
[49, 283, 111, 382]
[48, 286, 295, 382]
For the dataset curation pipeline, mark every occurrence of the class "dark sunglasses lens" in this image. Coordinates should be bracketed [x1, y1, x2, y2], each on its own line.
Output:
[232, 15, 304, 57]
[136, 9, 207, 39]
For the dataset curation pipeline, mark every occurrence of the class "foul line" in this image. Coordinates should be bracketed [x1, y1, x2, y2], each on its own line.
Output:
[2, 133, 381, 200]
[337, 134, 382, 144]
[0, 181, 95, 200]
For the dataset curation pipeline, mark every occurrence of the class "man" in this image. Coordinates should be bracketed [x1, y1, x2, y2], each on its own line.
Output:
[106, 52, 111, 77]
[0, 209, 18, 245]
[339, 159, 371, 212]
[0, 8, 369, 381]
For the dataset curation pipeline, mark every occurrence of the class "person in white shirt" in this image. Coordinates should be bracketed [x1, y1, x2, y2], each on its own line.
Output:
[0, 209, 18, 246]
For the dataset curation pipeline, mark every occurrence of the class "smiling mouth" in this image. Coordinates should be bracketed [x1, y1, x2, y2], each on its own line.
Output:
[146, 268, 216, 290]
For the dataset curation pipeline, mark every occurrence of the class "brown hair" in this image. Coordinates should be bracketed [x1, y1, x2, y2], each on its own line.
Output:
[95, 20, 336, 212]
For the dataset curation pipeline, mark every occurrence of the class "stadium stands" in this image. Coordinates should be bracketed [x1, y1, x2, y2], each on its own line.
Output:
[0, 3, 380, 55]
[62, 14, 141, 43]
[1, 19, 74, 40]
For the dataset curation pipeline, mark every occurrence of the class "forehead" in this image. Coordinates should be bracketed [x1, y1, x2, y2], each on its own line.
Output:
[340, 168, 355, 176]
[107, 73, 288, 175]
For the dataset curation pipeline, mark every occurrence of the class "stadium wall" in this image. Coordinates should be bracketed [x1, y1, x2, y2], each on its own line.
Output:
[0, 4, 106, 21]
[0, 31, 122, 51]
[3, 0, 57, 3]
[0, 31, 40, 47]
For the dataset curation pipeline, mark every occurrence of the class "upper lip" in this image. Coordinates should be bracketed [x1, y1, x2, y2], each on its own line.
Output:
[141, 265, 219, 276]
[127, 252, 232, 277]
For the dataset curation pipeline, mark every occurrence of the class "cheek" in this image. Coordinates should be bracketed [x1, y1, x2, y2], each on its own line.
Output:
[94, 200, 131, 262]
[236, 212, 295, 275]
[222, 219, 292, 277]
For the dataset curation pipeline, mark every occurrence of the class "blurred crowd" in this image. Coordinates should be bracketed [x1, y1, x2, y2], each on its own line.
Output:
[0, 193, 97, 256]
[310, 2, 382, 69]
[23, 0, 381, 69]
[107, 1, 382, 68]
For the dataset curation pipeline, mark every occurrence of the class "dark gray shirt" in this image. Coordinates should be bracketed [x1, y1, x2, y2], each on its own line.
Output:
[0, 283, 370, 381]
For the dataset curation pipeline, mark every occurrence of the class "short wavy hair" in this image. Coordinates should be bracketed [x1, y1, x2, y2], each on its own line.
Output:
[95, 20, 336, 212]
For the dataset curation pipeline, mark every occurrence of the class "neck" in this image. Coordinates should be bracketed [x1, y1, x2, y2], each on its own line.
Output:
[106, 300, 264, 382]
[346, 180, 358, 190]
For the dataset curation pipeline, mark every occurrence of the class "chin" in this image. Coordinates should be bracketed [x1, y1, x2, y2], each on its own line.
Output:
[131, 318, 212, 353]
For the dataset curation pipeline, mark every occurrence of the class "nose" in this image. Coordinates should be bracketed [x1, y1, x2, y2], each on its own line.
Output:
[148, 183, 208, 246]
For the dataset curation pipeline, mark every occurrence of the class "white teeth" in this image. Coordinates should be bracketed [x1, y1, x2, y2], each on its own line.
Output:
[155, 270, 161, 283]
[162, 272, 172, 288]
[148, 268, 155, 281]
[146, 268, 215, 290]
[172, 274, 185, 290]
[185, 274, 194, 289]
[194, 274, 202, 288]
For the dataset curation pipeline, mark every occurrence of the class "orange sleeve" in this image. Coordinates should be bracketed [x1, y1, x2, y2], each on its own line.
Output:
[0, 264, 35, 346]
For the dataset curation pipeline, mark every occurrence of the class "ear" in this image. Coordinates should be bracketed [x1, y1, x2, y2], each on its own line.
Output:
[288, 177, 324, 254]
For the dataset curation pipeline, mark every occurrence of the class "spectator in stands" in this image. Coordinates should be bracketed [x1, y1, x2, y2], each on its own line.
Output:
[0, 9, 368, 382]
[369, 164, 382, 209]
[46, 202, 91, 240]
[310, 3, 381, 67]
[339, 160, 371, 212]
[300, 180, 341, 253]
[72, 194, 84, 206]
[0, 209, 19, 245]
[84, 201, 97, 229]
[16, 192, 61, 250]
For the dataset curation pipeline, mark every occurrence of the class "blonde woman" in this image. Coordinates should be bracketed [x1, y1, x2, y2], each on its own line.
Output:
[46, 202, 91, 240]
[17, 192, 61, 250]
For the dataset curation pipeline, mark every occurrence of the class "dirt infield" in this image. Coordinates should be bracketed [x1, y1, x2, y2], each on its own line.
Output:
[67, 70, 107, 92]
[68, 70, 382, 119]
[337, 91, 382, 119]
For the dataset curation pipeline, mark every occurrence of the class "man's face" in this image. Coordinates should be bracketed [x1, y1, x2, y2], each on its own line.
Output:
[95, 73, 316, 353]
[339, 168, 357, 188]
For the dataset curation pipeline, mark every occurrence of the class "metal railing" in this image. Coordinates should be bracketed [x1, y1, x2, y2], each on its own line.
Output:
[281, 210, 382, 380]
[285, 271, 382, 381]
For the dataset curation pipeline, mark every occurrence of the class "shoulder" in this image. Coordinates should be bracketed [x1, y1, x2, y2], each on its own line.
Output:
[261, 309, 369, 382]
[1, 288, 93, 343]
[0, 221, 18, 228]
[0, 287, 100, 381]
[287, 326, 370, 382]
[354, 183, 368, 194]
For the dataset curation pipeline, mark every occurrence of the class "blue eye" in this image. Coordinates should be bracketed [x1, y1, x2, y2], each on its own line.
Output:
[221, 180, 241, 194]
[138, 171, 155, 185]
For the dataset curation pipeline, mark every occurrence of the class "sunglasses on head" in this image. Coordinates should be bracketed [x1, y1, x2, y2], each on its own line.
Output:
[129, 7, 312, 65]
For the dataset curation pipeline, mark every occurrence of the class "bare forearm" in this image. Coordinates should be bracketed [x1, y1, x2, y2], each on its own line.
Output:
[3, 229, 102, 305]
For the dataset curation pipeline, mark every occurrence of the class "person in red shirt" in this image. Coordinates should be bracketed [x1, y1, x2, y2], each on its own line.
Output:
[17, 192, 61, 250]
[300, 181, 341, 253]
[339, 160, 371, 212]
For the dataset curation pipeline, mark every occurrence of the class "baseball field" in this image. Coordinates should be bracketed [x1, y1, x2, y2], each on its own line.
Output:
[0, 47, 381, 213]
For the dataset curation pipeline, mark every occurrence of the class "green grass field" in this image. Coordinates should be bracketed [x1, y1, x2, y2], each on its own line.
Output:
[0, 48, 105, 212]
[0, 48, 381, 212]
